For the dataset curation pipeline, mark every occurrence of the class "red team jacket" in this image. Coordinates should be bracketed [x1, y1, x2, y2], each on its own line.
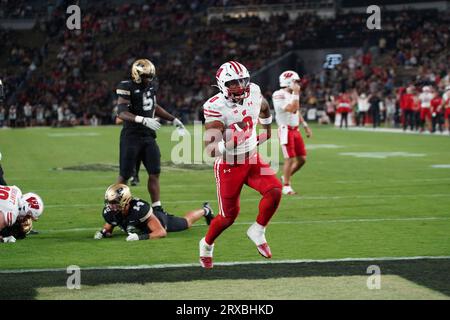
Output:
[337, 95, 352, 113]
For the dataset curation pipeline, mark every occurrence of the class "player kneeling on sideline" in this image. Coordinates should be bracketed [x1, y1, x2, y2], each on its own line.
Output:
[94, 184, 214, 241]
[0, 185, 44, 243]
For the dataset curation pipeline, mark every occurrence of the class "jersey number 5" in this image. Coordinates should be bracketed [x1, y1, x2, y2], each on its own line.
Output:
[142, 92, 154, 112]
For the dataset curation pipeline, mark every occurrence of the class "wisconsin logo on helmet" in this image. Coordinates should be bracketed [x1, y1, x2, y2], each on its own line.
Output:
[26, 197, 40, 210]
[279, 70, 300, 88]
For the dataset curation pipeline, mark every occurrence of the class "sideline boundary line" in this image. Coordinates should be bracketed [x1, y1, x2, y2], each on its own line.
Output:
[1, 255, 450, 274]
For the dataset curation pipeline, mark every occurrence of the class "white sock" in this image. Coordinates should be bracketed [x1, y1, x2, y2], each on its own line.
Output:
[152, 201, 161, 207]
[252, 222, 265, 233]
[201, 237, 214, 249]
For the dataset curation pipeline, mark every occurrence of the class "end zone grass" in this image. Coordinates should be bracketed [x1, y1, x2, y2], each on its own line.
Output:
[1, 258, 449, 300]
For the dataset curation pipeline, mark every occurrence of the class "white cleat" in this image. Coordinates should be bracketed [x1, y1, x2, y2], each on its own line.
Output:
[199, 237, 214, 269]
[282, 185, 297, 195]
[247, 223, 272, 259]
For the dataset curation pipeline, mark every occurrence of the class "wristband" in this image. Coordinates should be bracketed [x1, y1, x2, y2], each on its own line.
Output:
[259, 115, 272, 125]
[302, 121, 308, 128]
[138, 234, 150, 241]
[218, 140, 226, 154]
[135, 116, 144, 123]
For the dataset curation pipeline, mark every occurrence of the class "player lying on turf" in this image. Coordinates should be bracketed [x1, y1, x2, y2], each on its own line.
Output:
[94, 184, 214, 241]
[0, 185, 44, 243]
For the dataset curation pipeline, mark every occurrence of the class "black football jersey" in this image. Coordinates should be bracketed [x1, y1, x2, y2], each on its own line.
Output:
[102, 198, 152, 234]
[116, 79, 157, 137]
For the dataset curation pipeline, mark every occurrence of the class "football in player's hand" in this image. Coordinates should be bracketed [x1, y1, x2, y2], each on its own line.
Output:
[224, 122, 246, 143]
[232, 121, 248, 131]
[224, 121, 251, 147]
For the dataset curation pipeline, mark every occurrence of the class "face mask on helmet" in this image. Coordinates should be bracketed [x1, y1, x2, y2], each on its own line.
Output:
[140, 73, 154, 82]
[104, 184, 131, 213]
[216, 61, 251, 102]
[225, 77, 250, 101]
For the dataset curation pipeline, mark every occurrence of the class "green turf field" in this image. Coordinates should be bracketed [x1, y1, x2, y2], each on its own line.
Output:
[0, 124, 449, 299]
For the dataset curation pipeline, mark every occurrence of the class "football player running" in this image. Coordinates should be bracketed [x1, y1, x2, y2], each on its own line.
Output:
[272, 71, 312, 195]
[199, 61, 282, 269]
[0, 185, 43, 243]
[115, 59, 186, 216]
[94, 184, 214, 241]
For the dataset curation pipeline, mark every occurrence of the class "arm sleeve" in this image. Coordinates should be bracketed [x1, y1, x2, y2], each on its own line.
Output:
[102, 207, 116, 226]
[116, 81, 132, 100]
[137, 203, 152, 222]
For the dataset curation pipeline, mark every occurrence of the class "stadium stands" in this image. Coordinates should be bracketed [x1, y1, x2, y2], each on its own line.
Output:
[0, 1, 449, 129]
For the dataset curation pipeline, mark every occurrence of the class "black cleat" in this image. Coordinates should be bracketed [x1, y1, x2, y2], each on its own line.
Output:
[130, 176, 139, 186]
[203, 202, 215, 225]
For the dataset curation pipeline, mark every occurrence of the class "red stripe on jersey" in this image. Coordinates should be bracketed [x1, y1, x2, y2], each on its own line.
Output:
[204, 109, 221, 116]
[204, 111, 222, 117]
[204, 114, 221, 119]
[228, 61, 239, 74]
[7, 212, 12, 226]
[272, 95, 285, 100]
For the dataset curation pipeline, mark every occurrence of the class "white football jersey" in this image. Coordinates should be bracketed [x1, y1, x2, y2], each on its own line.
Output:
[272, 89, 299, 127]
[0, 185, 22, 228]
[418, 92, 433, 108]
[443, 92, 450, 106]
[203, 83, 262, 156]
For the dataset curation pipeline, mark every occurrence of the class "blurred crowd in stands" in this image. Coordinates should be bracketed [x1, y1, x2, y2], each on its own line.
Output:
[0, 2, 449, 133]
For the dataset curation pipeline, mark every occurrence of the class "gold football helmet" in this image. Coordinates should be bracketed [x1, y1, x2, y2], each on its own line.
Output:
[104, 184, 132, 211]
[20, 217, 33, 234]
[131, 59, 155, 84]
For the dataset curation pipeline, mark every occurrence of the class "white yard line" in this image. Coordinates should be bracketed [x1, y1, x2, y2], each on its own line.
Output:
[36, 216, 450, 234]
[12, 177, 450, 190]
[1, 255, 449, 274]
[44, 193, 450, 208]
[346, 127, 450, 136]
